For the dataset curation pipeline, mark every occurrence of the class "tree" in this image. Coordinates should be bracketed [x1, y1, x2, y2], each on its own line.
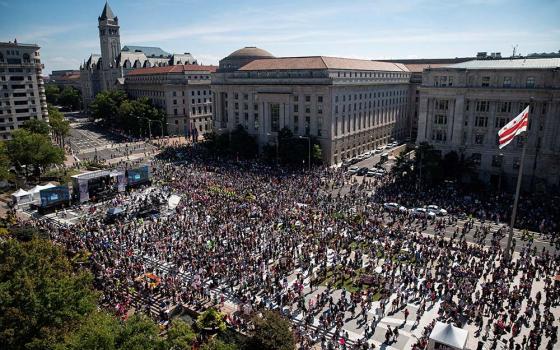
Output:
[393, 151, 412, 177]
[201, 339, 238, 350]
[62, 310, 121, 350]
[116, 314, 162, 350]
[276, 127, 322, 166]
[58, 87, 81, 111]
[229, 125, 258, 159]
[196, 308, 227, 333]
[7, 129, 65, 178]
[22, 119, 51, 135]
[90, 90, 127, 126]
[415, 142, 443, 185]
[245, 311, 295, 350]
[0, 141, 12, 181]
[165, 319, 196, 350]
[45, 84, 60, 105]
[48, 106, 71, 146]
[0, 237, 99, 350]
[114, 97, 165, 137]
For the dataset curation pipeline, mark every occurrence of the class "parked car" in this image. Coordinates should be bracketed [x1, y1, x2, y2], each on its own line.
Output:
[348, 166, 359, 174]
[427, 205, 448, 216]
[410, 207, 436, 218]
[366, 170, 376, 177]
[357, 167, 369, 176]
[383, 202, 400, 211]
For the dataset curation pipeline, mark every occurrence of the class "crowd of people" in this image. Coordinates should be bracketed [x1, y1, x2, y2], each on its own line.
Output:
[32, 144, 559, 350]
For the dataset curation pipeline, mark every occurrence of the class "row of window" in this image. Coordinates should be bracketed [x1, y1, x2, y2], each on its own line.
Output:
[335, 71, 408, 79]
[433, 75, 538, 88]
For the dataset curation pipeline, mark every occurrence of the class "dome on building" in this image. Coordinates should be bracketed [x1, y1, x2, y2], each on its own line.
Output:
[227, 47, 274, 59]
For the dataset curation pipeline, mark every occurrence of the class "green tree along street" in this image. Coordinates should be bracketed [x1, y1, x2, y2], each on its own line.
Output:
[273, 127, 322, 166]
[245, 310, 295, 350]
[203, 125, 258, 159]
[90, 91, 166, 137]
[48, 105, 71, 147]
[58, 86, 81, 111]
[22, 119, 51, 135]
[7, 129, 65, 178]
[45, 85, 81, 111]
[0, 237, 99, 350]
[0, 141, 13, 181]
[204, 125, 323, 165]
[45, 84, 61, 105]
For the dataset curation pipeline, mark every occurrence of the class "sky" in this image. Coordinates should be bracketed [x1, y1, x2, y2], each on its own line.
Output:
[1, 0, 559, 74]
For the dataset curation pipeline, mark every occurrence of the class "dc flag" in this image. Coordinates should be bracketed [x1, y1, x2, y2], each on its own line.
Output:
[498, 105, 529, 149]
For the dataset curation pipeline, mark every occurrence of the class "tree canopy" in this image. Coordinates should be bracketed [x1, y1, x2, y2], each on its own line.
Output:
[58, 87, 81, 111]
[22, 119, 51, 135]
[0, 237, 99, 350]
[0, 141, 13, 181]
[48, 105, 71, 146]
[7, 129, 65, 178]
[91, 91, 165, 137]
[245, 311, 295, 350]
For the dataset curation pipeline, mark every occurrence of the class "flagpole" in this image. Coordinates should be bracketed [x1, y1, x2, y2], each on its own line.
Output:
[504, 98, 532, 260]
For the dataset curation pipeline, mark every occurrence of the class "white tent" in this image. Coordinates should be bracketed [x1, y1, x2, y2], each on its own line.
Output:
[11, 188, 32, 205]
[168, 194, 181, 210]
[428, 322, 469, 350]
[29, 183, 56, 201]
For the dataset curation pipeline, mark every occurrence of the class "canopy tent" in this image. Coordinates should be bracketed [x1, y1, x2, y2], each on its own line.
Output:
[428, 322, 469, 350]
[168, 194, 181, 210]
[29, 183, 56, 201]
[11, 188, 33, 205]
[107, 207, 124, 216]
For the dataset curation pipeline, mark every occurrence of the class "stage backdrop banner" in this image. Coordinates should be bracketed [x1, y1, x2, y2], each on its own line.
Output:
[40, 186, 70, 207]
[78, 178, 89, 203]
[127, 165, 150, 185]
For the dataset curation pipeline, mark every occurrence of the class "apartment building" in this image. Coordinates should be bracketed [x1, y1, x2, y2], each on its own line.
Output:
[0, 41, 48, 140]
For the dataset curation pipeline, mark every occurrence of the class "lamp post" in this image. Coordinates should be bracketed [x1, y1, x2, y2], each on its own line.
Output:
[299, 135, 311, 171]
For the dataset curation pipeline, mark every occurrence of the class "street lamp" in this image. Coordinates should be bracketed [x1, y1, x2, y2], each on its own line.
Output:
[299, 135, 311, 171]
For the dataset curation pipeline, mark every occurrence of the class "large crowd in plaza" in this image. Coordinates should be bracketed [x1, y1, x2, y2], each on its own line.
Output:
[34, 144, 560, 350]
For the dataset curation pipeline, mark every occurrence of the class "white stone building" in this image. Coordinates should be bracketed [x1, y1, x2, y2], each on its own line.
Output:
[0, 41, 48, 140]
[417, 58, 560, 190]
[125, 64, 216, 136]
[212, 48, 411, 165]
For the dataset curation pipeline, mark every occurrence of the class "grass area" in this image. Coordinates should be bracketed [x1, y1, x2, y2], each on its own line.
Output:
[318, 266, 383, 298]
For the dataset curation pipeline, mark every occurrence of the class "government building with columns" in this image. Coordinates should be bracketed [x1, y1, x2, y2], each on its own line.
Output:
[212, 47, 411, 165]
[417, 58, 560, 190]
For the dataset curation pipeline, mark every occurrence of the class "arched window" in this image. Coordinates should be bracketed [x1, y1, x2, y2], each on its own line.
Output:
[124, 59, 131, 69]
[134, 60, 141, 68]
